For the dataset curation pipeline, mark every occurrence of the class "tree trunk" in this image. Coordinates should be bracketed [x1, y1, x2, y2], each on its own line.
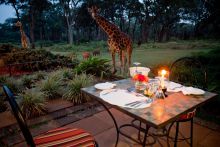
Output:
[132, 18, 138, 41]
[66, 16, 73, 44]
[158, 26, 165, 42]
[142, 22, 149, 43]
[30, 7, 35, 49]
[12, 2, 20, 21]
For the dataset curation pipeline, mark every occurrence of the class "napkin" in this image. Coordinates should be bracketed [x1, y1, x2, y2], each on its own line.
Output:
[100, 89, 152, 109]
[181, 87, 205, 95]
[167, 82, 183, 92]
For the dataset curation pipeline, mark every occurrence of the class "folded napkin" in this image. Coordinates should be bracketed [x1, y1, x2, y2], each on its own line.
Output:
[167, 82, 183, 92]
[181, 87, 205, 95]
[94, 82, 116, 90]
[166, 82, 205, 95]
[100, 89, 152, 109]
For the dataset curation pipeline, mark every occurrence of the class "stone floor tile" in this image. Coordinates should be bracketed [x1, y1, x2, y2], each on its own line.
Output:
[64, 115, 113, 136]
[198, 130, 220, 147]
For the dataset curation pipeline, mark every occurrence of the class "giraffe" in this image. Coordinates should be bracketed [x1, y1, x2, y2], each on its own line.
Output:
[15, 21, 30, 49]
[88, 6, 132, 74]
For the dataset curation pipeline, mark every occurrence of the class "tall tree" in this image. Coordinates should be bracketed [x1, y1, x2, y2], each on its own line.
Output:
[60, 0, 82, 44]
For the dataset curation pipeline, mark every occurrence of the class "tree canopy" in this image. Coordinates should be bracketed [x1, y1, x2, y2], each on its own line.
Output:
[0, 0, 219, 47]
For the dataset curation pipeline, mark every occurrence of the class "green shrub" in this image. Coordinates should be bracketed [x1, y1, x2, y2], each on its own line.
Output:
[74, 57, 112, 78]
[0, 76, 7, 84]
[63, 74, 93, 104]
[22, 75, 34, 88]
[19, 89, 46, 119]
[4, 77, 23, 93]
[33, 71, 46, 81]
[62, 68, 74, 80]
[39, 75, 62, 99]
[1, 48, 75, 71]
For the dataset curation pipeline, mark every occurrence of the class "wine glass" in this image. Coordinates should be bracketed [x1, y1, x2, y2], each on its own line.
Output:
[133, 62, 141, 74]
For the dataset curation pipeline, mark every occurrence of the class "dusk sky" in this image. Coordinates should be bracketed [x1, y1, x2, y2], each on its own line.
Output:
[0, 4, 15, 23]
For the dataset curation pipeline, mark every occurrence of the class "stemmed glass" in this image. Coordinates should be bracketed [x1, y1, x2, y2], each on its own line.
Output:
[133, 62, 141, 74]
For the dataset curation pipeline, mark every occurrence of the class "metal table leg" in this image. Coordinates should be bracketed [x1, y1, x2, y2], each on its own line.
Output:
[142, 124, 150, 147]
[97, 101, 120, 147]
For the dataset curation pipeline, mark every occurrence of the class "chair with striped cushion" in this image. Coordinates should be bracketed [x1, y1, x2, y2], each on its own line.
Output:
[2, 85, 98, 147]
[167, 57, 207, 147]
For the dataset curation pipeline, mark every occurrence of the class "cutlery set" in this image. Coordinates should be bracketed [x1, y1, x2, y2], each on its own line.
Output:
[125, 99, 153, 108]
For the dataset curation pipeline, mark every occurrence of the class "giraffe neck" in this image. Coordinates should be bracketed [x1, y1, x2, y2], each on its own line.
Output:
[94, 14, 119, 37]
[19, 26, 25, 36]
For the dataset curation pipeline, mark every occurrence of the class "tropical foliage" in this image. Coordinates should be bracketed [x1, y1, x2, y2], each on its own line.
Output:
[19, 89, 46, 119]
[74, 57, 111, 78]
[63, 73, 94, 104]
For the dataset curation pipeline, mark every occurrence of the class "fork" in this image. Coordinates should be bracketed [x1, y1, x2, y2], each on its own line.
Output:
[125, 99, 152, 107]
[102, 89, 117, 95]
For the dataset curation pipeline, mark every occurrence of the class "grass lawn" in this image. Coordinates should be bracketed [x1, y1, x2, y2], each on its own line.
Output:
[46, 40, 218, 68]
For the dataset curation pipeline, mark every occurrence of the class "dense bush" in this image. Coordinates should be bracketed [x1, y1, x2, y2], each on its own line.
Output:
[74, 57, 112, 78]
[1, 47, 79, 72]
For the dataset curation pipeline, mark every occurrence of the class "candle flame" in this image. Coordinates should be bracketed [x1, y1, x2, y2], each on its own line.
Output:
[161, 69, 167, 76]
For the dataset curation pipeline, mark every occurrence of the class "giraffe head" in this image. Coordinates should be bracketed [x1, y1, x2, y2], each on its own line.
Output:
[15, 21, 22, 27]
[88, 6, 100, 19]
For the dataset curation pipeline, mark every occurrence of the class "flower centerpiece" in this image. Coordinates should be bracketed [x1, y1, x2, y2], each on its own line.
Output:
[132, 73, 149, 92]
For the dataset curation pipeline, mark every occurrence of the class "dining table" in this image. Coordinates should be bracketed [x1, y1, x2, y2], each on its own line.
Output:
[81, 78, 217, 147]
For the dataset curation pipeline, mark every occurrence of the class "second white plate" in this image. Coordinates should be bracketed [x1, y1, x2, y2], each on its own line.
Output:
[94, 82, 116, 90]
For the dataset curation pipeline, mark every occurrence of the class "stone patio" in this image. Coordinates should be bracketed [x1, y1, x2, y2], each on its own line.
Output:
[7, 106, 220, 147]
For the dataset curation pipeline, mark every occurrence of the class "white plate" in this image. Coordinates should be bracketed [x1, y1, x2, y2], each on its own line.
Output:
[94, 82, 116, 90]
[100, 89, 152, 109]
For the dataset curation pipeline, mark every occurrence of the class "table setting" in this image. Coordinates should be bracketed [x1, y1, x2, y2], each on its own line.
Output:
[93, 62, 206, 110]
[81, 61, 217, 147]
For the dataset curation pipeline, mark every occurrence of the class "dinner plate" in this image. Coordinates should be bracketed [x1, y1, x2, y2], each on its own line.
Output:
[94, 82, 116, 90]
[100, 89, 152, 109]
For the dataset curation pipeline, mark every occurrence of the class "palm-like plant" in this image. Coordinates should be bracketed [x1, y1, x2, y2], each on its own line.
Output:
[19, 89, 47, 119]
[63, 74, 94, 104]
[22, 75, 34, 88]
[39, 75, 61, 99]
[74, 57, 112, 78]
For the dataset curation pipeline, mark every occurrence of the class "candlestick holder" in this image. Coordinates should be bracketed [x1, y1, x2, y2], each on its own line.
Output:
[162, 87, 167, 97]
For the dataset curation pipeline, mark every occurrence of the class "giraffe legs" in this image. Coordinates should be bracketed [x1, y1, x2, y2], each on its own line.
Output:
[127, 44, 132, 68]
[111, 52, 117, 74]
[121, 50, 127, 75]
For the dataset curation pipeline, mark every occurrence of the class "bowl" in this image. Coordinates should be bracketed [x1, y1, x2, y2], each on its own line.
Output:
[129, 67, 150, 77]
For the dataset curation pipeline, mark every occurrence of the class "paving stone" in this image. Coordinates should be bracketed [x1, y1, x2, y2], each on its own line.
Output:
[198, 130, 220, 147]
[0, 111, 16, 128]
[2, 106, 220, 147]
[46, 99, 73, 112]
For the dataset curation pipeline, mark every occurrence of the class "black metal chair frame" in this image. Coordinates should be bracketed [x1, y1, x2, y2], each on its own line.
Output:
[3, 85, 36, 147]
[167, 56, 207, 147]
[2, 85, 98, 147]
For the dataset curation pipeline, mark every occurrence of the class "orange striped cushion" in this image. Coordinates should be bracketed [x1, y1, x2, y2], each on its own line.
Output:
[178, 109, 196, 121]
[34, 127, 95, 147]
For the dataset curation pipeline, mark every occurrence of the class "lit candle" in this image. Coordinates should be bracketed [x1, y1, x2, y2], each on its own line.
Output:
[160, 69, 167, 88]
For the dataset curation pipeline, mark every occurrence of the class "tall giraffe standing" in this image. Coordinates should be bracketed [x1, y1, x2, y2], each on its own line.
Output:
[15, 21, 30, 49]
[88, 6, 132, 74]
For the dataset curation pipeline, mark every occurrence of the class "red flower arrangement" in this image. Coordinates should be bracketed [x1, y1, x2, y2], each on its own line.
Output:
[132, 74, 149, 83]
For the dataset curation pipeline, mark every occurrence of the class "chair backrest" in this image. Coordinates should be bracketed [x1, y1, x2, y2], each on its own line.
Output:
[2, 85, 35, 147]
[170, 57, 207, 89]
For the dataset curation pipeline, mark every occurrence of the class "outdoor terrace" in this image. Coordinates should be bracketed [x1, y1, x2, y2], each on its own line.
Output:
[0, 100, 219, 147]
